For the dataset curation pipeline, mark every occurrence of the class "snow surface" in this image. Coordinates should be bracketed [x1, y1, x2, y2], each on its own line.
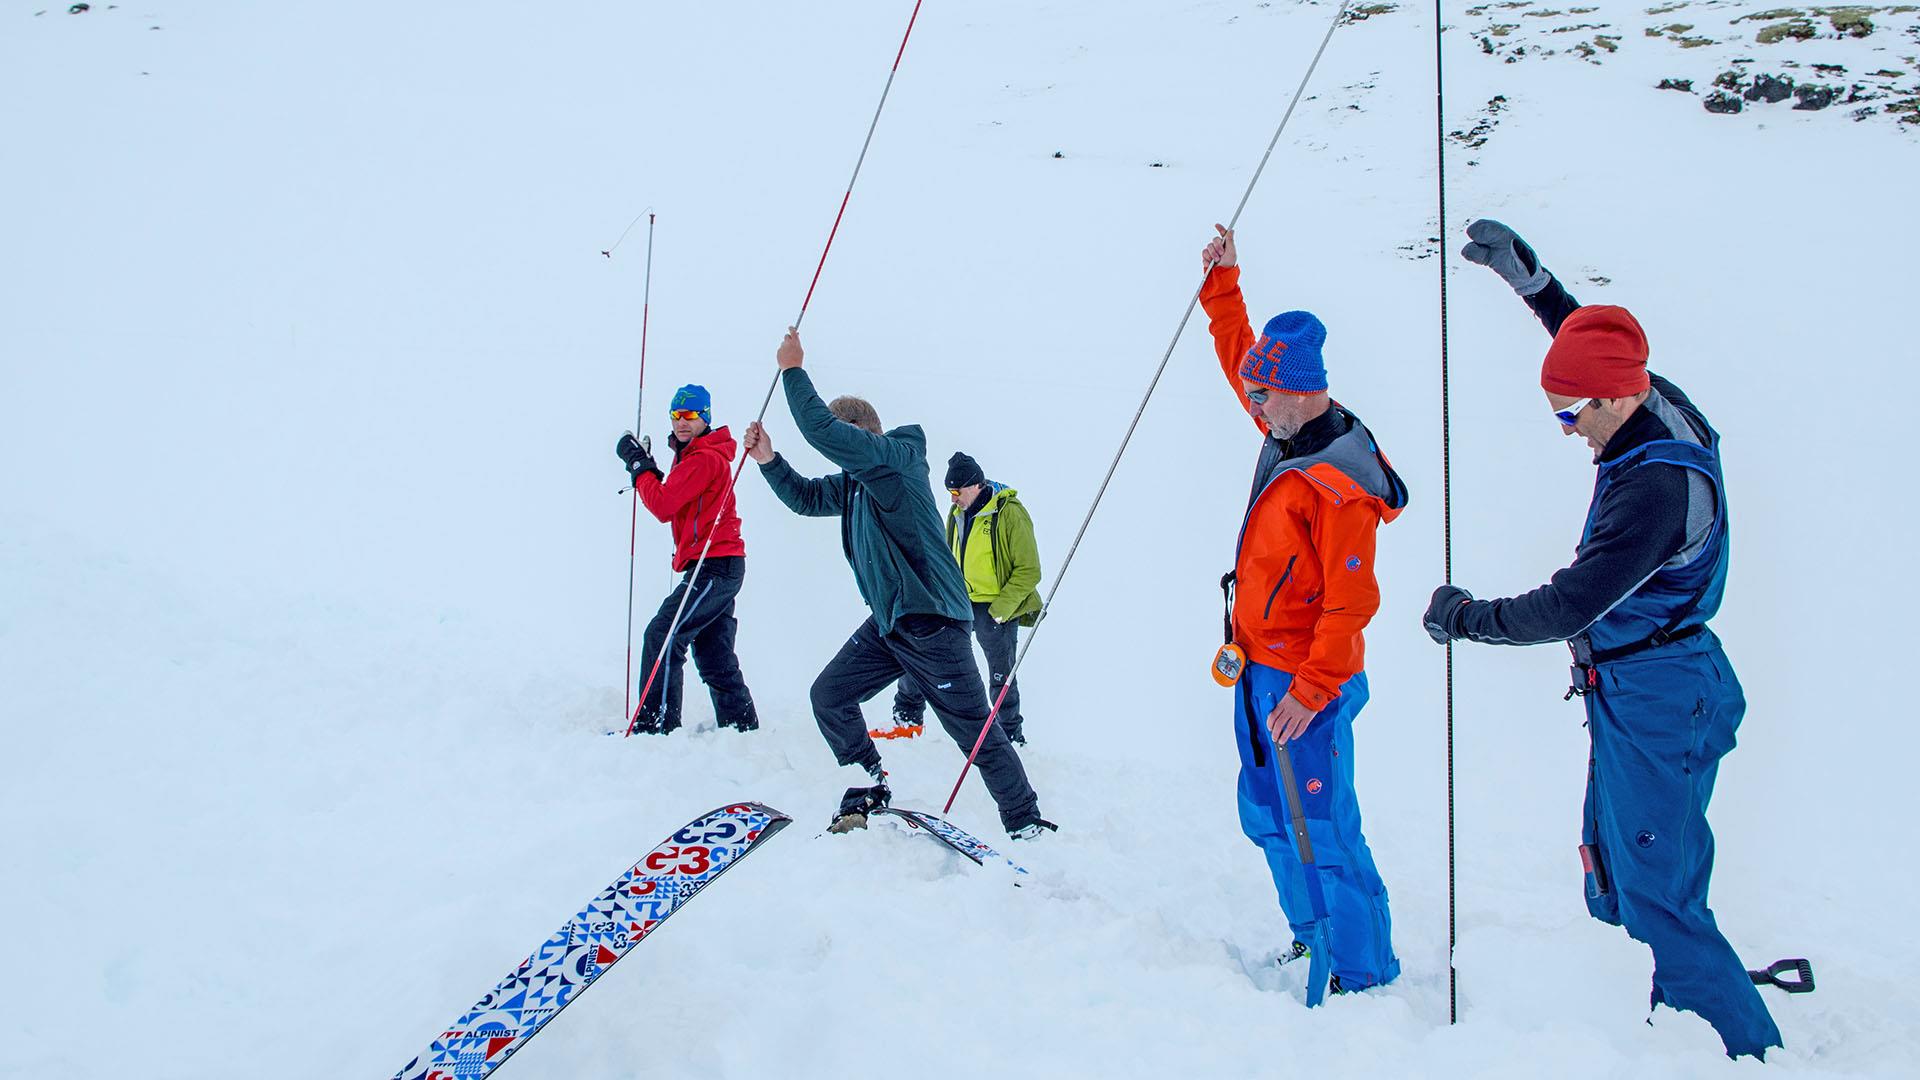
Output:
[4, 2, 1918, 1077]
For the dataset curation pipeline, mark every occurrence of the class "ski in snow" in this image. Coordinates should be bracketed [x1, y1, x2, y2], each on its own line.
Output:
[391, 801, 790, 1080]
[874, 805, 1028, 876]
[826, 784, 1027, 875]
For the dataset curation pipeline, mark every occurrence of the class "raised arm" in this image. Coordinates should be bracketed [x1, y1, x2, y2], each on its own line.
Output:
[775, 330, 913, 475]
[1196, 225, 1264, 432]
[1461, 219, 1581, 336]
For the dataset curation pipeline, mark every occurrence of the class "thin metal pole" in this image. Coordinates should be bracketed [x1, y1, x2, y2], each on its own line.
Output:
[943, 0, 1353, 812]
[1435, 0, 1458, 1026]
[627, 0, 928, 734]
[624, 212, 657, 729]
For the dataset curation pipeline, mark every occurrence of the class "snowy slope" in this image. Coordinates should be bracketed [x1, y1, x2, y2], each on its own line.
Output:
[3, 1, 1917, 1077]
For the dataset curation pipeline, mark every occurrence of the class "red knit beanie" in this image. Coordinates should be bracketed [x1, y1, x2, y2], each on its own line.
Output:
[1540, 305, 1651, 398]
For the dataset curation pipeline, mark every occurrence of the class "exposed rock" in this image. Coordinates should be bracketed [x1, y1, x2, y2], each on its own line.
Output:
[1341, 3, 1399, 24]
[1656, 77, 1695, 91]
[1853, 105, 1880, 120]
[1793, 84, 1837, 109]
[1714, 69, 1748, 90]
[1704, 91, 1745, 113]
[1743, 73, 1795, 102]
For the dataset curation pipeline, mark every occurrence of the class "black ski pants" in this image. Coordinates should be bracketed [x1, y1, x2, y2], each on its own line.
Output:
[894, 601, 1023, 740]
[811, 614, 1041, 831]
[638, 556, 756, 729]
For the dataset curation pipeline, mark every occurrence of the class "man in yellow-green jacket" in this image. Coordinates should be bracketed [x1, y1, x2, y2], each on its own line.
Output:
[877, 452, 1042, 745]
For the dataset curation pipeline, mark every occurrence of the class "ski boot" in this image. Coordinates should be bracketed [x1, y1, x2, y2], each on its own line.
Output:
[719, 711, 760, 733]
[828, 782, 892, 834]
[628, 706, 679, 736]
[868, 707, 924, 741]
[1274, 940, 1311, 968]
[1007, 818, 1058, 841]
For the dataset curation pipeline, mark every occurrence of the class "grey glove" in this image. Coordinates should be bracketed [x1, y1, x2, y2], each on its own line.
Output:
[1461, 219, 1550, 297]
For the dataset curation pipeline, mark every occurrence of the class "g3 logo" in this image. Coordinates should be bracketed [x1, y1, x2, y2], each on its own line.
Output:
[642, 845, 713, 875]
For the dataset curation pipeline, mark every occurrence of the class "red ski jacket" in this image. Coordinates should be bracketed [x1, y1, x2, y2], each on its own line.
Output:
[1201, 266, 1406, 714]
[636, 425, 746, 572]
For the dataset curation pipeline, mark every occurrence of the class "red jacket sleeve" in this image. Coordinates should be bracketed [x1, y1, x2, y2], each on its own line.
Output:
[635, 451, 721, 523]
[1198, 265, 1266, 434]
[1288, 486, 1385, 712]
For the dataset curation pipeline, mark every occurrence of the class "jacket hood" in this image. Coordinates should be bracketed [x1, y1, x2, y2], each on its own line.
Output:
[884, 424, 925, 451]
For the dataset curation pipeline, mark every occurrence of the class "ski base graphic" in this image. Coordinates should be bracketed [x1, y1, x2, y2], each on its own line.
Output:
[392, 801, 790, 1080]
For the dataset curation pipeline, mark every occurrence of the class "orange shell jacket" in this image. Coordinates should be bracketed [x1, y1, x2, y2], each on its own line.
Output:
[1200, 265, 1406, 713]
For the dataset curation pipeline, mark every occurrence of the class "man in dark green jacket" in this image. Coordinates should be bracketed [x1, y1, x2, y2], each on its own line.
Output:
[743, 329, 1053, 839]
[885, 452, 1042, 745]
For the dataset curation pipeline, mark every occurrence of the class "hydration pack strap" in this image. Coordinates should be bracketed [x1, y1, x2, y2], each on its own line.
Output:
[1219, 571, 1236, 645]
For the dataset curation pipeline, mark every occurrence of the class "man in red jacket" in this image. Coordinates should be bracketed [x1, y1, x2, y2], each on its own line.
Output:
[616, 384, 758, 735]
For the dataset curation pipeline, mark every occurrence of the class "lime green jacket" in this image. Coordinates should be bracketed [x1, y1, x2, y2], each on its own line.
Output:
[948, 483, 1042, 626]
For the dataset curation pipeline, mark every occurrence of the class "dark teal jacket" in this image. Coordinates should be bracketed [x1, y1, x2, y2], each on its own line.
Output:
[758, 368, 971, 634]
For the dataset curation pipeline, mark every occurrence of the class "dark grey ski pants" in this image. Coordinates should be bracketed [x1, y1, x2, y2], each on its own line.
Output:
[811, 614, 1040, 832]
[894, 600, 1023, 740]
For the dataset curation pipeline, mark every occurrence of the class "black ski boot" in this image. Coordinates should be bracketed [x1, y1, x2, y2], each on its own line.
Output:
[828, 783, 892, 834]
[719, 711, 760, 733]
[628, 707, 679, 736]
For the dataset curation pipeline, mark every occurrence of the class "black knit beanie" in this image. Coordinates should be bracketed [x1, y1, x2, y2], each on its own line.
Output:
[945, 451, 985, 490]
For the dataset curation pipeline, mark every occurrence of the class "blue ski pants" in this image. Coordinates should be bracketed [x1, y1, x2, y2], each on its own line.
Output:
[1233, 663, 1399, 988]
[1582, 643, 1780, 1058]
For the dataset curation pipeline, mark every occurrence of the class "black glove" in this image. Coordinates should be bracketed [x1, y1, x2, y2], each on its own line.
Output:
[615, 432, 661, 481]
[1461, 219, 1550, 297]
[1422, 585, 1474, 644]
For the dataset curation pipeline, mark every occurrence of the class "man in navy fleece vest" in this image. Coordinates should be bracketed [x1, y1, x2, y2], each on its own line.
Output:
[1423, 220, 1781, 1060]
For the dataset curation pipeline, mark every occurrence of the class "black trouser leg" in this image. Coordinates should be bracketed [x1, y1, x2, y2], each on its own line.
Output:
[638, 557, 745, 730]
[889, 615, 1041, 832]
[891, 674, 927, 723]
[971, 601, 1022, 740]
[689, 559, 756, 728]
[809, 618, 904, 774]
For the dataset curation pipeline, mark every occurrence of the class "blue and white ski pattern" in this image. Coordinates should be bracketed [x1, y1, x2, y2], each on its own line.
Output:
[873, 806, 1027, 875]
[392, 802, 790, 1080]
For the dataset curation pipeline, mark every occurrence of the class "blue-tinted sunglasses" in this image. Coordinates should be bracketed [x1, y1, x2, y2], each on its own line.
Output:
[1245, 386, 1272, 406]
[1553, 397, 1594, 427]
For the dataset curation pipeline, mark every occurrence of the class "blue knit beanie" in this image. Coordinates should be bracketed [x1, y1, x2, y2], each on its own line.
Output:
[1239, 311, 1329, 395]
[669, 384, 711, 425]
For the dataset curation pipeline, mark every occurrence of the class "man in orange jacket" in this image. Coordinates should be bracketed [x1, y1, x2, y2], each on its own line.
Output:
[1199, 225, 1407, 995]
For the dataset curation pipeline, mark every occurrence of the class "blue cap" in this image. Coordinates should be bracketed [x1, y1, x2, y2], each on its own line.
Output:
[1239, 311, 1328, 394]
[669, 384, 711, 425]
